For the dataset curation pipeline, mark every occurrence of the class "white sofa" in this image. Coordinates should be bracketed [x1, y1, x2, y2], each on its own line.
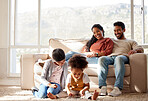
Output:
[20, 38, 147, 93]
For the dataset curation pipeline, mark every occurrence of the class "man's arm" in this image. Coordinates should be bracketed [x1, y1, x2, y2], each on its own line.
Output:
[128, 40, 144, 55]
[134, 48, 144, 53]
[128, 48, 144, 56]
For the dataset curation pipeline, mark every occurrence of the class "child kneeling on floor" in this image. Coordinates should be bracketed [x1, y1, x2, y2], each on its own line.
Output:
[66, 54, 99, 100]
[32, 48, 68, 99]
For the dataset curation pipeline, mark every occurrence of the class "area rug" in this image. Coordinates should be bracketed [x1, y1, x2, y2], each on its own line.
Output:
[0, 86, 148, 101]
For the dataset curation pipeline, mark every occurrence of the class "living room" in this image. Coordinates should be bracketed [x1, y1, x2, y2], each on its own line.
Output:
[0, 0, 148, 100]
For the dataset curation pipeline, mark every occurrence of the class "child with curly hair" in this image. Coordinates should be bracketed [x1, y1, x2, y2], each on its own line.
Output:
[66, 54, 99, 100]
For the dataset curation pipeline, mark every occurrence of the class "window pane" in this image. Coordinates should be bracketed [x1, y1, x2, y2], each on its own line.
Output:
[134, 0, 142, 44]
[15, 0, 38, 45]
[40, 48, 50, 54]
[10, 48, 38, 73]
[41, 0, 130, 45]
[144, 48, 148, 53]
[145, 0, 148, 44]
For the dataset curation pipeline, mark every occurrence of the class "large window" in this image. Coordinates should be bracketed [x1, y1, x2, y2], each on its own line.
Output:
[9, 0, 148, 76]
[40, 0, 131, 44]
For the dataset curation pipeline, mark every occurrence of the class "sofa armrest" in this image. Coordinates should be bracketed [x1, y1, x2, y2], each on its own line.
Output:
[129, 53, 147, 92]
[20, 54, 49, 90]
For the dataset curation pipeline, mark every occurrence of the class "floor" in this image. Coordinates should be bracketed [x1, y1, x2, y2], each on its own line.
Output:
[0, 86, 148, 101]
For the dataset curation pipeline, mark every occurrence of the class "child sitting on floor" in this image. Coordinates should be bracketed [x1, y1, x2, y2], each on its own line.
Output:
[32, 48, 68, 99]
[66, 54, 99, 100]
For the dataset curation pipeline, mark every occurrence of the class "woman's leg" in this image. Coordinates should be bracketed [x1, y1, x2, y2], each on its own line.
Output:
[33, 84, 48, 98]
[86, 57, 99, 64]
[65, 51, 80, 62]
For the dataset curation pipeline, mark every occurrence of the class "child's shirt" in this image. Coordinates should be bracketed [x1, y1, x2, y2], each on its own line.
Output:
[66, 72, 90, 91]
[41, 59, 68, 90]
[49, 65, 63, 84]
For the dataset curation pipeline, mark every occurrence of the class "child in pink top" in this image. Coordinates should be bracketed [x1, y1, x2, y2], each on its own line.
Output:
[32, 48, 68, 99]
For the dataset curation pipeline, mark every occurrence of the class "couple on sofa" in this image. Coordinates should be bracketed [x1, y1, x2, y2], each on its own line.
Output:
[32, 21, 143, 99]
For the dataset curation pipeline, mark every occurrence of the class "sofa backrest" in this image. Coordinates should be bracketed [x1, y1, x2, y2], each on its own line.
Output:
[49, 38, 88, 57]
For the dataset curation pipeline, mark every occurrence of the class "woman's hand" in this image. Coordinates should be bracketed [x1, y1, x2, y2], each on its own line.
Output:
[84, 52, 95, 57]
[48, 83, 57, 88]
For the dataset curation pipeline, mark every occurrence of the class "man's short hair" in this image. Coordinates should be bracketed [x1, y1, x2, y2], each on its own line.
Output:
[52, 48, 65, 62]
[114, 21, 125, 30]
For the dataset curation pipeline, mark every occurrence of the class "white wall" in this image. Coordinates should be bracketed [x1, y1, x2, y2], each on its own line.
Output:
[0, 0, 20, 85]
[0, 0, 8, 48]
[0, 0, 8, 79]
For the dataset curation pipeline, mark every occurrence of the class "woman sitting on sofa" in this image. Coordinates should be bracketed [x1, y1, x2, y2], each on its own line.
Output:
[66, 24, 114, 64]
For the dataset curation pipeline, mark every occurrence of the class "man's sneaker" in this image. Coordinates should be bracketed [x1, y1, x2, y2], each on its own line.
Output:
[31, 87, 39, 94]
[100, 86, 107, 96]
[108, 87, 122, 97]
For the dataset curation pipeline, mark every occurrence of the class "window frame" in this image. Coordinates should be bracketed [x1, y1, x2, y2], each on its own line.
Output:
[8, 0, 49, 77]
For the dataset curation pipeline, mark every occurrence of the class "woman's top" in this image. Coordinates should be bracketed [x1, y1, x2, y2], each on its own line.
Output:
[82, 38, 114, 56]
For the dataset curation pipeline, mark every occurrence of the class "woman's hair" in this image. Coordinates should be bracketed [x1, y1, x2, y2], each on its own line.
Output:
[68, 54, 88, 70]
[85, 24, 105, 52]
[52, 48, 65, 62]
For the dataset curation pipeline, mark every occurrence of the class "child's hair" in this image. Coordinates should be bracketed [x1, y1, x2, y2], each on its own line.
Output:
[52, 48, 65, 62]
[68, 54, 88, 70]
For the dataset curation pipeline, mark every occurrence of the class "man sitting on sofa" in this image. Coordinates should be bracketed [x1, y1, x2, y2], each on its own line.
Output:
[98, 21, 144, 97]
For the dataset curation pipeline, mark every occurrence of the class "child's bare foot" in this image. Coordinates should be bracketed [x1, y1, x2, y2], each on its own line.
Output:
[91, 90, 99, 100]
[47, 92, 57, 99]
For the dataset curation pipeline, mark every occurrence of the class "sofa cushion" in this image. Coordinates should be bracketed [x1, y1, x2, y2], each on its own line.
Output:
[34, 59, 49, 75]
[49, 38, 88, 57]
[84, 64, 130, 77]
[34, 62, 43, 75]
[34, 59, 130, 77]
[34, 74, 42, 88]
